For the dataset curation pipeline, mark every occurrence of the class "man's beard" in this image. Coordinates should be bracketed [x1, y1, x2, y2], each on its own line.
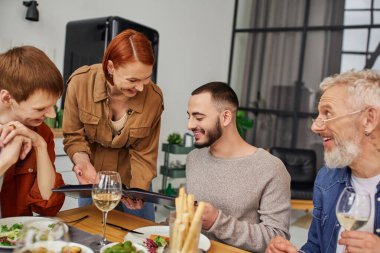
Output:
[324, 135, 360, 169]
[194, 120, 222, 148]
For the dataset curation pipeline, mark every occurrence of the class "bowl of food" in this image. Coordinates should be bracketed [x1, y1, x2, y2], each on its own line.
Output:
[100, 241, 146, 253]
[18, 241, 93, 253]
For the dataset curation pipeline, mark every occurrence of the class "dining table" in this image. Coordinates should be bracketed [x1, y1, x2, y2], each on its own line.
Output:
[56, 205, 249, 253]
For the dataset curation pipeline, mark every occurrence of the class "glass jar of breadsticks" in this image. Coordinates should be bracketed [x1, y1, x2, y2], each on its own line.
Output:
[169, 188, 205, 253]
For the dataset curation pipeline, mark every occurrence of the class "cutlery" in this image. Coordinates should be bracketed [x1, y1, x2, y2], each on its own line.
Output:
[63, 215, 89, 224]
[105, 222, 144, 235]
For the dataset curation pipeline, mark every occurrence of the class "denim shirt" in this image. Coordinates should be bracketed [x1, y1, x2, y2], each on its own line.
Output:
[301, 166, 380, 253]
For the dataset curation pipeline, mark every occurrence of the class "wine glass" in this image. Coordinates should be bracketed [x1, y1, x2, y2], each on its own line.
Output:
[91, 171, 122, 248]
[336, 187, 371, 251]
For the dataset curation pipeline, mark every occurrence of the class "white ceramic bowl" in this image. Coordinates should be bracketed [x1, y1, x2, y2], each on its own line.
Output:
[18, 241, 94, 253]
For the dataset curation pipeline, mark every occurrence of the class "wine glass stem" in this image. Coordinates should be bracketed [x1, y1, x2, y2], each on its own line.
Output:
[101, 211, 109, 244]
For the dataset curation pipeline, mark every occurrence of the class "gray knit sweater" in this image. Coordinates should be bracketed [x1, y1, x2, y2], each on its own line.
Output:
[186, 148, 291, 252]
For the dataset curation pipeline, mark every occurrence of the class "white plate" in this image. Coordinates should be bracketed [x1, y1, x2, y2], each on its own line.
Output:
[100, 242, 147, 253]
[124, 225, 211, 252]
[19, 241, 93, 253]
[0, 216, 68, 249]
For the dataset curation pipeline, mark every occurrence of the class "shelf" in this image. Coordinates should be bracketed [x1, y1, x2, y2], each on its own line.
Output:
[160, 166, 186, 178]
[161, 144, 194, 154]
[160, 143, 193, 197]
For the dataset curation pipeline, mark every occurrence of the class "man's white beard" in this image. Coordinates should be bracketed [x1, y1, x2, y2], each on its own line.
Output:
[324, 137, 360, 169]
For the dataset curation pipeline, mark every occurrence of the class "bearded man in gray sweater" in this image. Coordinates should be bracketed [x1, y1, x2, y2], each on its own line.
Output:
[186, 82, 291, 252]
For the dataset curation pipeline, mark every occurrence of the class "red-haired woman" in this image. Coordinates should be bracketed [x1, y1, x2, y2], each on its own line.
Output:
[63, 29, 163, 221]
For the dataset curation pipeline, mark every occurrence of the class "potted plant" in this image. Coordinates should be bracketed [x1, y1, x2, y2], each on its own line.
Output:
[236, 110, 254, 137]
[167, 132, 183, 145]
[163, 132, 193, 154]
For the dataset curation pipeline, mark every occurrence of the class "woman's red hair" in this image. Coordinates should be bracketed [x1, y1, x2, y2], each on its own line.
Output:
[102, 29, 154, 84]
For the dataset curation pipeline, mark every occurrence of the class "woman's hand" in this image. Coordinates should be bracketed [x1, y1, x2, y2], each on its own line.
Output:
[121, 197, 144, 210]
[72, 152, 97, 184]
[72, 159, 97, 184]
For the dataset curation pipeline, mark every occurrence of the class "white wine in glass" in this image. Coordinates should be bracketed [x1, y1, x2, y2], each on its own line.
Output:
[92, 192, 121, 212]
[91, 171, 122, 248]
[335, 186, 371, 251]
[336, 213, 369, 231]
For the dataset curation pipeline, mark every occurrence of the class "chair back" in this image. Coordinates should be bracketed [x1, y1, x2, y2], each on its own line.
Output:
[269, 147, 317, 200]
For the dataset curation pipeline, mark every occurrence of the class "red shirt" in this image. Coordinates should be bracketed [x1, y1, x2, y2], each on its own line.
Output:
[1, 123, 65, 217]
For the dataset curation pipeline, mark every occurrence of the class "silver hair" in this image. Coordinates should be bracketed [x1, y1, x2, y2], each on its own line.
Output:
[320, 69, 380, 110]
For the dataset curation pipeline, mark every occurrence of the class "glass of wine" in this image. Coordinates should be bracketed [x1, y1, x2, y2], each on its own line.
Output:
[336, 186, 371, 231]
[91, 171, 122, 247]
[336, 186, 371, 251]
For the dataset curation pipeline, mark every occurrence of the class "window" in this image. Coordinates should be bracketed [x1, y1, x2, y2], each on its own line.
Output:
[228, 0, 380, 169]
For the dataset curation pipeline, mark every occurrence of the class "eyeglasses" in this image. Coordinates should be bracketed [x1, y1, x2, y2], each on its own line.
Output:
[312, 109, 365, 128]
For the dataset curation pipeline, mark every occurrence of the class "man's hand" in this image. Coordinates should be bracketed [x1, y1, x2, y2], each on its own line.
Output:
[201, 202, 219, 230]
[121, 197, 144, 210]
[0, 135, 32, 170]
[0, 121, 45, 149]
[339, 230, 380, 253]
[265, 236, 298, 253]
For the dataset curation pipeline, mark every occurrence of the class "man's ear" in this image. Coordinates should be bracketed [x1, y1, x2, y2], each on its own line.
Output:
[0, 89, 12, 105]
[221, 110, 233, 127]
[363, 107, 380, 134]
[107, 60, 114, 74]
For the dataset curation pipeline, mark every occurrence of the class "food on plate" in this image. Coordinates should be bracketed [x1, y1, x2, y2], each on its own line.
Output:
[48, 223, 58, 229]
[0, 223, 23, 246]
[0, 221, 61, 247]
[21, 245, 83, 253]
[143, 234, 169, 253]
[143, 238, 158, 253]
[103, 240, 143, 253]
[22, 246, 54, 253]
[149, 234, 169, 245]
[170, 188, 205, 253]
[62, 245, 82, 253]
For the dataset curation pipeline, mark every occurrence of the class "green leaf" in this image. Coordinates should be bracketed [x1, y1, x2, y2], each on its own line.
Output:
[154, 236, 168, 247]
[167, 133, 183, 144]
[0, 225, 10, 232]
[236, 110, 253, 137]
[11, 223, 22, 230]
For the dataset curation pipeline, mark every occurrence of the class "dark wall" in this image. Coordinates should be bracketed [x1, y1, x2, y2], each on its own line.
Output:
[62, 16, 159, 107]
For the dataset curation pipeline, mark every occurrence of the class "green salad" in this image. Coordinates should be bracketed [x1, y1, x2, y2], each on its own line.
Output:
[104, 241, 144, 253]
[0, 223, 23, 246]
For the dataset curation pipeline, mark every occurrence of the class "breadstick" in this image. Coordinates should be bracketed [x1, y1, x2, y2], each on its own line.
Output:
[179, 187, 186, 198]
[177, 223, 186, 251]
[171, 218, 181, 252]
[175, 196, 183, 219]
[187, 194, 195, 221]
[181, 201, 205, 253]
[181, 212, 190, 236]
